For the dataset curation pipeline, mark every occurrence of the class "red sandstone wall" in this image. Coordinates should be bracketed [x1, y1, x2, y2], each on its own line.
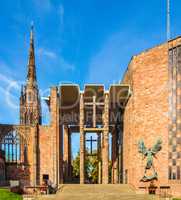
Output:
[6, 164, 30, 185]
[38, 125, 55, 184]
[0, 157, 5, 182]
[2, 126, 38, 186]
[123, 42, 169, 188]
[38, 87, 61, 185]
[27, 126, 38, 186]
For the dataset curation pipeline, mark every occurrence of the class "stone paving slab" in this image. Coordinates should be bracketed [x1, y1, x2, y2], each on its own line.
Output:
[37, 184, 159, 200]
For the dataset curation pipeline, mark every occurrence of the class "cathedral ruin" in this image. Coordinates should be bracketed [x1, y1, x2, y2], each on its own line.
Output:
[0, 26, 181, 195]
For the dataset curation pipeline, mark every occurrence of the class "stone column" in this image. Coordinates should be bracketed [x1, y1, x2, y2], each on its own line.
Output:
[68, 130, 72, 180]
[20, 136, 24, 163]
[59, 125, 64, 184]
[29, 125, 38, 186]
[112, 129, 118, 184]
[63, 125, 71, 182]
[97, 133, 102, 184]
[33, 126, 38, 186]
[102, 92, 109, 184]
[80, 93, 85, 184]
[50, 87, 60, 186]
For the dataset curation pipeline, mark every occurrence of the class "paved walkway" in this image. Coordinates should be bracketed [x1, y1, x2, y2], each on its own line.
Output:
[37, 184, 158, 200]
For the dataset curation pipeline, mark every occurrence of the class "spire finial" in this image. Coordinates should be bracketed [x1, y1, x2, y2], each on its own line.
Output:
[31, 21, 34, 28]
[21, 85, 24, 95]
[30, 21, 34, 42]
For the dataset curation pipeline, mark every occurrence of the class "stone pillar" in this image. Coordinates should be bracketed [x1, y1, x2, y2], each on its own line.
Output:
[28, 126, 38, 186]
[33, 126, 38, 186]
[80, 93, 85, 184]
[112, 129, 118, 184]
[50, 87, 60, 186]
[20, 136, 24, 163]
[68, 131, 72, 180]
[59, 125, 63, 184]
[102, 92, 109, 184]
[63, 125, 71, 182]
[97, 133, 102, 184]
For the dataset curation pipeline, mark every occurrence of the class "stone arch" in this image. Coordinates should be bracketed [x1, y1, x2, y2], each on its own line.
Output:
[0, 125, 30, 163]
[1, 131, 20, 162]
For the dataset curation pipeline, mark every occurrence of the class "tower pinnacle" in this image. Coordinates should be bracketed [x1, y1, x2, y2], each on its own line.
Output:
[27, 23, 36, 86]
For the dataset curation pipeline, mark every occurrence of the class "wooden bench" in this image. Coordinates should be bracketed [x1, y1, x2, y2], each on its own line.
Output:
[24, 185, 48, 195]
[139, 186, 158, 195]
[159, 186, 171, 198]
[138, 186, 147, 194]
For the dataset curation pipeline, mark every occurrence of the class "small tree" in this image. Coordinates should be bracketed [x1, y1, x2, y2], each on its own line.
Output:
[72, 152, 80, 178]
[72, 150, 99, 183]
[87, 154, 99, 183]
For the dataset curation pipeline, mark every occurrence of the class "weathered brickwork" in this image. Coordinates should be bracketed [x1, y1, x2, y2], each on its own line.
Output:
[102, 92, 109, 184]
[6, 164, 30, 185]
[168, 38, 181, 182]
[38, 126, 53, 184]
[122, 37, 181, 194]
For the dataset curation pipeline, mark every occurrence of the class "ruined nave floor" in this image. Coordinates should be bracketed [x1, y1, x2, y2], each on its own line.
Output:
[37, 184, 158, 200]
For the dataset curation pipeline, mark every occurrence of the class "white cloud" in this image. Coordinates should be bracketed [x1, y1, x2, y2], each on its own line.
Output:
[59, 56, 75, 71]
[0, 63, 50, 124]
[0, 70, 21, 124]
[0, 72, 21, 109]
[0, 59, 25, 81]
[37, 48, 57, 59]
[37, 47, 75, 71]
[0, 73, 13, 85]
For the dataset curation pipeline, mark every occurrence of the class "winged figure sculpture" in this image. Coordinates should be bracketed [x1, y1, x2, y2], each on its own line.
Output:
[138, 138, 162, 182]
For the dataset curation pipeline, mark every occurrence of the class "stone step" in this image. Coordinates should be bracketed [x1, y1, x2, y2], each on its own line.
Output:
[59, 184, 135, 194]
[37, 184, 158, 200]
[38, 194, 157, 200]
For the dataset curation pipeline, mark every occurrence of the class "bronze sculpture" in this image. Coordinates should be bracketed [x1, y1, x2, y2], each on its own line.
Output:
[138, 138, 162, 182]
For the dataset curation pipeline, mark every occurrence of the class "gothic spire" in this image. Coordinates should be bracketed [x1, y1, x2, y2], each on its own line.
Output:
[20, 24, 42, 125]
[27, 22, 37, 86]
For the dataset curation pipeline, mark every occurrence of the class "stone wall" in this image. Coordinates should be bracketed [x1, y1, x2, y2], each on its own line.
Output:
[0, 150, 5, 182]
[122, 41, 169, 188]
[6, 164, 30, 185]
[0, 87, 62, 187]
[0, 125, 38, 186]
[38, 125, 54, 185]
[38, 87, 63, 185]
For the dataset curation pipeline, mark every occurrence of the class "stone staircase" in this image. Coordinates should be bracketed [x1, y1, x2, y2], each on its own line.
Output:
[37, 184, 158, 200]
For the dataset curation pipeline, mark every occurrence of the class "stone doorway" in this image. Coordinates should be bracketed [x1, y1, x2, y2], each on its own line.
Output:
[71, 132, 80, 184]
[85, 133, 101, 184]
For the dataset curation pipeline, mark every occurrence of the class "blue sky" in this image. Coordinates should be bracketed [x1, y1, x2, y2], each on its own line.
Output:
[0, 1, 181, 155]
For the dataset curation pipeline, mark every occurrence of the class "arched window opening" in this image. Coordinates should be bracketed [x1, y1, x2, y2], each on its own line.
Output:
[28, 91, 32, 103]
[0, 131, 21, 163]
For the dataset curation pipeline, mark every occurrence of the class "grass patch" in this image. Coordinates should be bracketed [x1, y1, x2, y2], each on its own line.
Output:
[0, 188, 22, 200]
[173, 199, 181, 200]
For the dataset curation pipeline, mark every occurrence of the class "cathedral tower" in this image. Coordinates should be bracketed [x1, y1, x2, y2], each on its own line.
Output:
[20, 25, 42, 125]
